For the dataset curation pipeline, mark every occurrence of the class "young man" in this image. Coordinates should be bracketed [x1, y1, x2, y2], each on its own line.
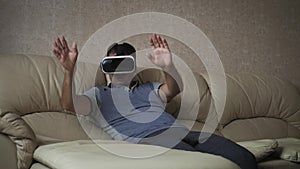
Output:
[53, 34, 257, 169]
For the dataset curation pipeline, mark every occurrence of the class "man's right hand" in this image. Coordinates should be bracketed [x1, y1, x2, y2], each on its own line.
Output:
[53, 36, 78, 72]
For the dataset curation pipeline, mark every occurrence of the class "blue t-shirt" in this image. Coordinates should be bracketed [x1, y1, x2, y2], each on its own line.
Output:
[83, 82, 185, 143]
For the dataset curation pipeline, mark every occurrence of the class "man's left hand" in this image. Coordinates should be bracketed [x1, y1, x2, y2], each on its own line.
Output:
[148, 33, 173, 69]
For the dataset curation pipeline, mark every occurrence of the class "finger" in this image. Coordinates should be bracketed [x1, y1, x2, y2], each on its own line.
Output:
[52, 48, 60, 58]
[162, 38, 170, 50]
[72, 42, 78, 54]
[53, 49, 64, 62]
[62, 36, 69, 51]
[157, 35, 164, 48]
[54, 38, 63, 51]
[53, 43, 65, 60]
[53, 41, 59, 50]
[53, 47, 61, 54]
[53, 47, 61, 57]
[154, 33, 161, 48]
[153, 33, 160, 48]
[160, 37, 166, 48]
[56, 41, 66, 56]
[57, 36, 64, 50]
[149, 36, 155, 50]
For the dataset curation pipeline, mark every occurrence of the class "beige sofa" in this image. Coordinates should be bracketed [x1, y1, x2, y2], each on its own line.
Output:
[0, 54, 299, 169]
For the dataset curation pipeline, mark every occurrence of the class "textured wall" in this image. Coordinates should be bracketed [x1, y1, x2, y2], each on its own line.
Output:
[0, 0, 299, 88]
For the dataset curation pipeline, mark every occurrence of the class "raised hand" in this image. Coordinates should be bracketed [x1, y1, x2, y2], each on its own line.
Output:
[147, 33, 173, 69]
[52, 36, 78, 72]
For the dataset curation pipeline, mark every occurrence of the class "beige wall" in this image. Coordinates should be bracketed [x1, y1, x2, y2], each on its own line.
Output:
[0, 0, 299, 89]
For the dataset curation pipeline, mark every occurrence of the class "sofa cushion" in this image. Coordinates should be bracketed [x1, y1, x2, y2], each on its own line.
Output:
[275, 138, 300, 163]
[0, 133, 18, 169]
[258, 158, 300, 169]
[0, 111, 36, 169]
[211, 74, 300, 139]
[221, 117, 300, 142]
[33, 140, 240, 169]
[237, 139, 278, 162]
[22, 112, 111, 145]
[30, 163, 51, 169]
[0, 54, 106, 116]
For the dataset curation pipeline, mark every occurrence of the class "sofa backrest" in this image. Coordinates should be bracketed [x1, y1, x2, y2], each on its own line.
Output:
[218, 74, 300, 141]
[132, 67, 212, 123]
[0, 54, 109, 145]
[129, 69, 300, 142]
[0, 54, 106, 115]
[131, 67, 222, 137]
[0, 54, 299, 144]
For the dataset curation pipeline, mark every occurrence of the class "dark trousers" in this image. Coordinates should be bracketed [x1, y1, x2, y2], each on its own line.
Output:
[139, 128, 257, 169]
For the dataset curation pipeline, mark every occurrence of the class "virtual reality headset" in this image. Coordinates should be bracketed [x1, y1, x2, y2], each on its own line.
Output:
[101, 55, 136, 74]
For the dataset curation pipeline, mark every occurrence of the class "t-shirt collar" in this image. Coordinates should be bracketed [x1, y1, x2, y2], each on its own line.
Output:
[108, 81, 139, 92]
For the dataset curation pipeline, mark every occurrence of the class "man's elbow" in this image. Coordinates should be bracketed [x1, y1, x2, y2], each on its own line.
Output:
[165, 90, 180, 103]
[73, 95, 91, 115]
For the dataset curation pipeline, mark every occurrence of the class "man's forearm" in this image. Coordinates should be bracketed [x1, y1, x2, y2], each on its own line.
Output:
[61, 70, 75, 113]
[162, 64, 183, 101]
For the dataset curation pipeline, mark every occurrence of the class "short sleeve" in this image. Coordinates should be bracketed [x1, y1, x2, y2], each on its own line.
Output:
[152, 82, 164, 96]
[82, 87, 102, 125]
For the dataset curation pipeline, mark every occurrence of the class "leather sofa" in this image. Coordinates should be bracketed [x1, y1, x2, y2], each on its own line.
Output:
[0, 54, 299, 169]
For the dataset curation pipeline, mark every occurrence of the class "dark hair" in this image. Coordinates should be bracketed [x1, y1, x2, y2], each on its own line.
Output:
[106, 42, 136, 58]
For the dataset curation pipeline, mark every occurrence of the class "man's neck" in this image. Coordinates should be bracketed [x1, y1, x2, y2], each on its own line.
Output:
[110, 80, 130, 87]
[109, 74, 134, 87]
[109, 80, 138, 89]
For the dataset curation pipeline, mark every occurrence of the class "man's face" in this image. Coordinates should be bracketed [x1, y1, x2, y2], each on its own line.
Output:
[108, 52, 135, 84]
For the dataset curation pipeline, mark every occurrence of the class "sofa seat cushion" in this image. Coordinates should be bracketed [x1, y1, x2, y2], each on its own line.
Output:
[30, 163, 51, 169]
[33, 140, 240, 169]
[258, 158, 300, 169]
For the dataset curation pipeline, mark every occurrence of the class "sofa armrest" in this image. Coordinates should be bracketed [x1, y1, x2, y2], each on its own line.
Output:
[0, 111, 37, 169]
[0, 133, 17, 169]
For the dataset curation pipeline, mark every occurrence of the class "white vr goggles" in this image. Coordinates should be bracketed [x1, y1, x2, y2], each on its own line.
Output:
[101, 55, 136, 74]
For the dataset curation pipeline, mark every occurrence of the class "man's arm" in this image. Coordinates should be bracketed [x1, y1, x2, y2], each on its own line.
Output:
[147, 34, 183, 102]
[159, 65, 183, 102]
[61, 70, 75, 112]
[53, 36, 90, 115]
